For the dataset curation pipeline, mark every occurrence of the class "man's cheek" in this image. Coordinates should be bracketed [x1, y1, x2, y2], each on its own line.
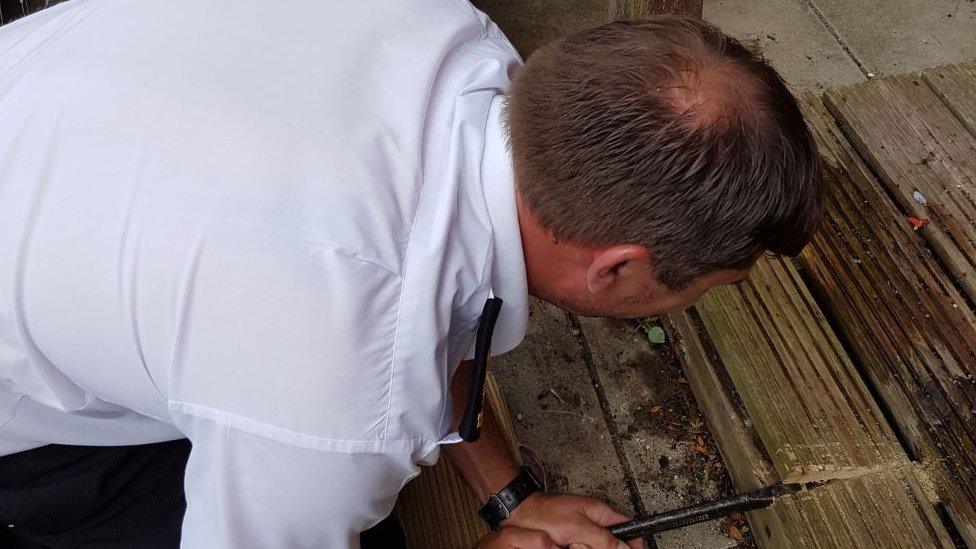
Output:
[655, 289, 711, 314]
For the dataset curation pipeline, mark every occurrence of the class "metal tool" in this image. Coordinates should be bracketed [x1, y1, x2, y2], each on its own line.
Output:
[457, 299, 798, 539]
[610, 484, 798, 541]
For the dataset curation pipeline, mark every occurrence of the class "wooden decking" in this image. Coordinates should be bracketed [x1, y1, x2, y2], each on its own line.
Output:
[668, 61, 976, 547]
[398, 62, 976, 549]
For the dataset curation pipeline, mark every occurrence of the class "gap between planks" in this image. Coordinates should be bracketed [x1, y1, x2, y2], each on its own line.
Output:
[688, 253, 906, 485]
[663, 308, 955, 548]
[815, 73, 976, 540]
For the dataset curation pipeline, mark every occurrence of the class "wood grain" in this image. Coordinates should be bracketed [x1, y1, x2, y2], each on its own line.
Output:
[608, 0, 703, 19]
[823, 73, 976, 304]
[663, 311, 777, 492]
[924, 61, 976, 139]
[664, 311, 954, 548]
[689, 255, 905, 484]
[798, 90, 976, 540]
[663, 309, 789, 547]
[759, 468, 954, 549]
[470, 0, 702, 58]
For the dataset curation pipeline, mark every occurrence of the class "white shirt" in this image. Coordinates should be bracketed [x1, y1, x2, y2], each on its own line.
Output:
[0, 1, 528, 546]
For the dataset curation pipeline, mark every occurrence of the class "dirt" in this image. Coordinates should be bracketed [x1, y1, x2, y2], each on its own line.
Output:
[624, 320, 758, 547]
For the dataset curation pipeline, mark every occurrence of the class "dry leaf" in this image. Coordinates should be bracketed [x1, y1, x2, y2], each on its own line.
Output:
[650, 405, 663, 413]
[727, 524, 744, 541]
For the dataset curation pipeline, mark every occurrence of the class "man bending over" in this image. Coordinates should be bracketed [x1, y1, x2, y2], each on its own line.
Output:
[0, 1, 820, 547]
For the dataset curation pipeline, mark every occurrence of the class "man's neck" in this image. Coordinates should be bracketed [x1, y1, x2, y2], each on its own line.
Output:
[515, 191, 589, 300]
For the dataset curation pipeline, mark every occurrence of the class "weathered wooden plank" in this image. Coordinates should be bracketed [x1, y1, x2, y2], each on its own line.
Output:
[823, 73, 976, 304]
[664, 311, 954, 548]
[470, 1, 610, 57]
[663, 310, 787, 547]
[924, 61, 976, 139]
[663, 311, 777, 492]
[751, 468, 955, 549]
[754, 468, 954, 549]
[798, 91, 976, 537]
[471, 0, 702, 58]
[690, 254, 904, 484]
[608, 0, 703, 19]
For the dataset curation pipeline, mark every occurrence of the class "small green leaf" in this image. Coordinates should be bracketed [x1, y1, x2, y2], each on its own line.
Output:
[646, 326, 666, 345]
[699, 467, 710, 487]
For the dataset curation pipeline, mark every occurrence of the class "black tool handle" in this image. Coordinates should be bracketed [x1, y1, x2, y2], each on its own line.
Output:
[459, 297, 503, 442]
[609, 485, 792, 540]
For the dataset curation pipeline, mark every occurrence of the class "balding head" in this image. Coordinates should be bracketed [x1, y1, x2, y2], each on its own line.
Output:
[662, 61, 765, 132]
[506, 17, 822, 289]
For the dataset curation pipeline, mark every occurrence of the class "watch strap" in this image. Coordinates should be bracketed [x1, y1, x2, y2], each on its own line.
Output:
[478, 466, 543, 529]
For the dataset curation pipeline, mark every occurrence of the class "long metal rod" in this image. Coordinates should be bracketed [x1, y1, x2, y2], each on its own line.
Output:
[609, 484, 796, 541]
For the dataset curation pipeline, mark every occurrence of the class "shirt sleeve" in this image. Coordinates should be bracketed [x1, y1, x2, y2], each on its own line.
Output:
[174, 412, 419, 549]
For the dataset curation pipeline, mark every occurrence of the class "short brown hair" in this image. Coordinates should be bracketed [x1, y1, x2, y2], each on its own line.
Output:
[506, 17, 823, 289]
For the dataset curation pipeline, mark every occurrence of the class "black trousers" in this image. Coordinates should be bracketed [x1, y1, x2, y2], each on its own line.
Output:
[0, 440, 406, 548]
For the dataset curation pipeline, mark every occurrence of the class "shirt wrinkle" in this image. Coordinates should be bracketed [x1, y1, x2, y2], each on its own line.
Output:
[168, 400, 431, 455]
[0, 2, 527, 546]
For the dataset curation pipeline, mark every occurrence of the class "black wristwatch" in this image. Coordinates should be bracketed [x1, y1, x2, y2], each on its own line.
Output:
[478, 466, 544, 529]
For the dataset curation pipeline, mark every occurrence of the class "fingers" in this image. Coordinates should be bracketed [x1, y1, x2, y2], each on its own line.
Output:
[558, 515, 627, 549]
[502, 492, 640, 549]
[478, 526, 556, 549]
[570, 498, 638, 549]
[578, 498, 631, 527]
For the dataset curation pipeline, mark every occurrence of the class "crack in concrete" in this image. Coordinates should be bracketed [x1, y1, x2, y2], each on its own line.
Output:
[803, 0, 874, 78]
[565, 311, 650, 520]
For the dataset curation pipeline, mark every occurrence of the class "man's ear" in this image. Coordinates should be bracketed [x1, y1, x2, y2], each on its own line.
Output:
[585, 244, 649, 294]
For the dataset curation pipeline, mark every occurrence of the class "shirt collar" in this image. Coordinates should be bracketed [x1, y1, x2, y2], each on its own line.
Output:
[481, 95, 529, 356]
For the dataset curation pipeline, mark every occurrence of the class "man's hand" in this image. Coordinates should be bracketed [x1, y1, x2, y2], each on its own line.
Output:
[446, 363, 642, 548]
[501, 492, 644, 549]
[477, 526, 557, 549]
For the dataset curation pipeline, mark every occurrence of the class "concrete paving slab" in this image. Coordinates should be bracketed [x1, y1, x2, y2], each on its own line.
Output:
[491, 299, 635, 515]
[576, 316, 740, 549]
[808, 0, 976, 76]
[704, 0, 865, 92]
